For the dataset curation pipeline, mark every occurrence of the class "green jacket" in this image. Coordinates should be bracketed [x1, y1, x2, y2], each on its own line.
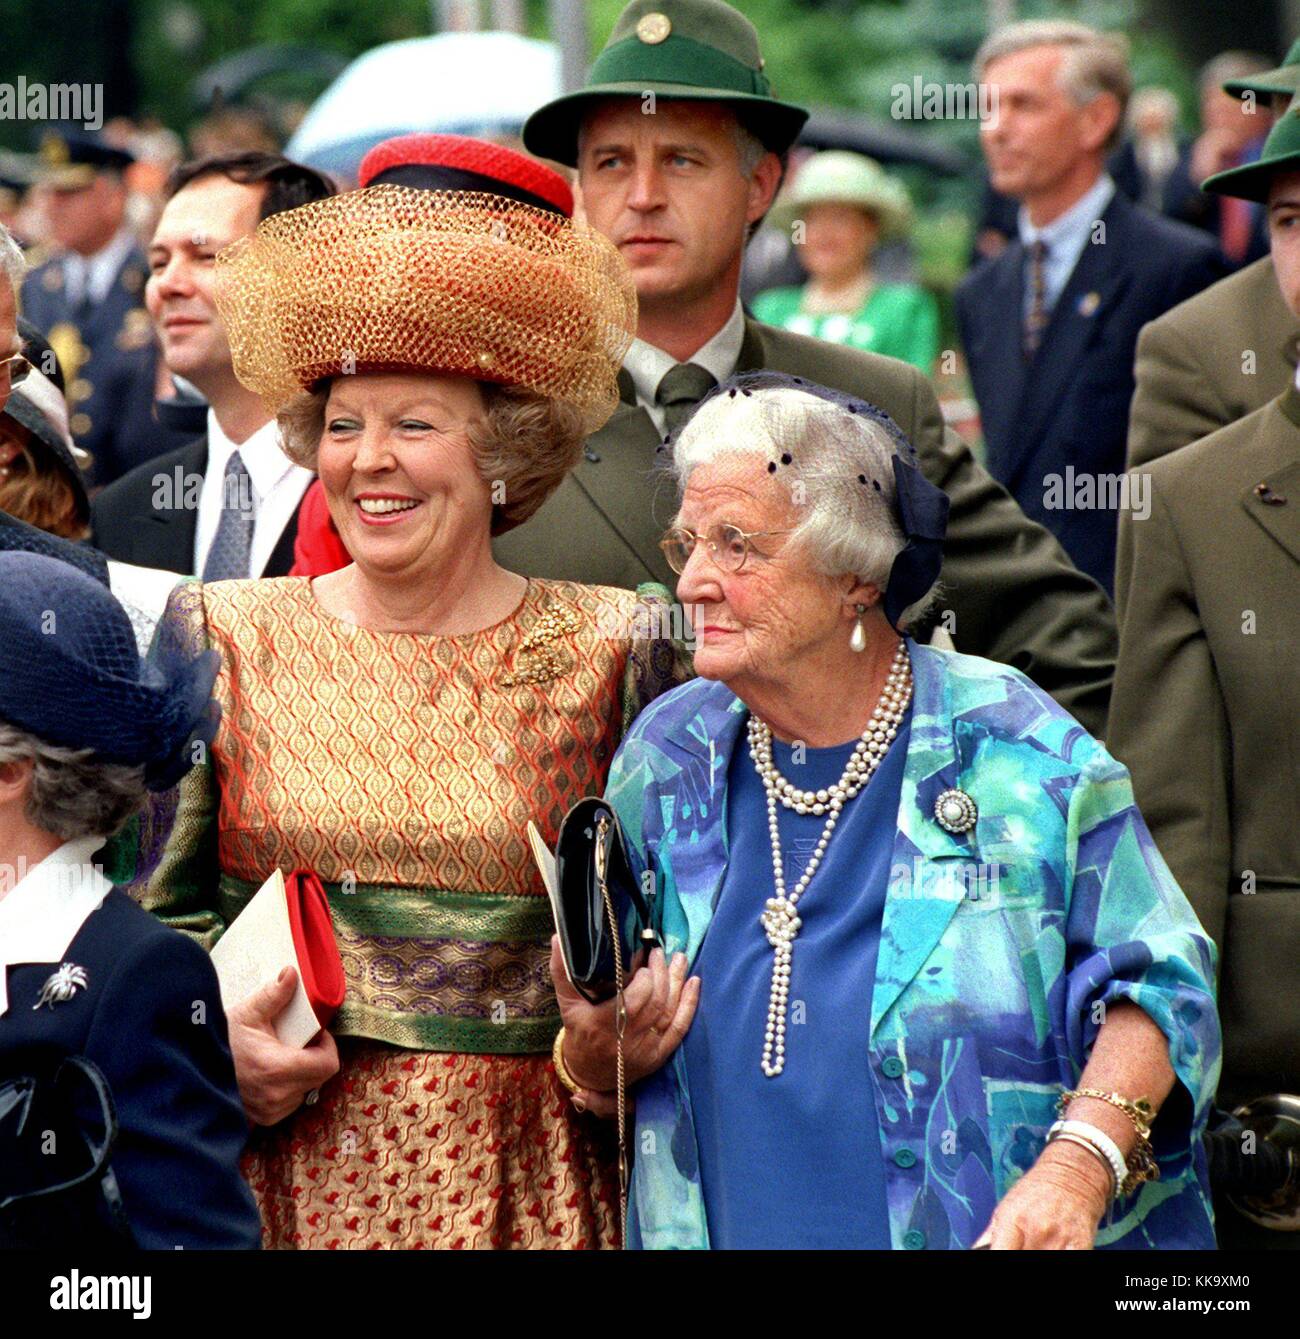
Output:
[494, 316, 1117, 737]
[1110, 385, 1300, 1104]
[751, 281, 940, 372]
[1127, 256, 1298, 469]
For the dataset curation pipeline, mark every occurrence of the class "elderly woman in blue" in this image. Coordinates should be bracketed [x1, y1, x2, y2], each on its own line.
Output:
[551, 371, 1220, 1250]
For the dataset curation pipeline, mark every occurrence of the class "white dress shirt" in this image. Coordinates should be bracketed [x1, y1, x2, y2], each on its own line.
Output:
[1017, 173, 1117, 321]
[193, 410, 314, 578]
[624, 299, 747, 435]
[62, 228, 138, 308]
[0, 836, 110, 1016]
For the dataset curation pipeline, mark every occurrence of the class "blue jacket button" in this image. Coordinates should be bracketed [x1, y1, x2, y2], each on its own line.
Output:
[881, 1056, 904, 1078]
[902, 1228, 926, 1250]
[894, 1147, 918, 1169]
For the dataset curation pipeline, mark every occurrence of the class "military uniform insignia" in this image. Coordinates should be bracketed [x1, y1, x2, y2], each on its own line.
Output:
[39, 131, 70, 167]
[33, 963, 88, 1010]
[637, 12, 672, 42]
[1077, 291, 1101, 318]
[46, 322, 88, 385]
[115, 308, 154, 352]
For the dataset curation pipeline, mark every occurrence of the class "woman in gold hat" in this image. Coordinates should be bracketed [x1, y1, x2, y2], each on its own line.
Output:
[140, 178, 687, 1249]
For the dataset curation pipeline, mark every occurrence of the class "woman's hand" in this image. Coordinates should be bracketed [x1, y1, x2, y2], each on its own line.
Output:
[226, 966, 341, 1126]
[549, 936, 700, 1117]
[974, 1140, 1112, 1250]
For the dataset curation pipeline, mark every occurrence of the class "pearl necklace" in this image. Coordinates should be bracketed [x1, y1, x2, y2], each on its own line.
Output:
[748, 639, 912, 1077]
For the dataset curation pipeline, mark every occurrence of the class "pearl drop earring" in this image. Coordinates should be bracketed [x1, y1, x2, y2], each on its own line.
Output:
[849, 603, 867, 653]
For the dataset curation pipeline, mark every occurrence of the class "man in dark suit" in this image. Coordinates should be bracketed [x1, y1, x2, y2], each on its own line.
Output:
[956, 20, 1224, 594]
[91, 153, 334, 579]
[497, 0, 1119, 739]
[20, 128, 194, 487]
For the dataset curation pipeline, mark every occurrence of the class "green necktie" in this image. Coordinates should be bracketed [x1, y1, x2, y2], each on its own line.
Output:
[655, 362, 718, 438]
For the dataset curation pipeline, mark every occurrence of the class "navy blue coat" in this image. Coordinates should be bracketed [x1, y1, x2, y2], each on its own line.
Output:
[20, 247, 195, 488]
[955, 191, 1225, 593]
[1, 888, 261, 1249]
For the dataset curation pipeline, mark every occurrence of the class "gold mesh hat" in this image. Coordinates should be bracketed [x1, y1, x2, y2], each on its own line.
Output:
[214, 184, 638, 432]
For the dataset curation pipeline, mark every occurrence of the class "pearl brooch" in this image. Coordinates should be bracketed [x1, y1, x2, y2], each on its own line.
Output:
[748, 639, 912, 1077]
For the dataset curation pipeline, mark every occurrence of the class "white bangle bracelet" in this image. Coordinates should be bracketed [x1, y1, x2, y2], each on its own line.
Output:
[1048, 1118, 1127, 1198]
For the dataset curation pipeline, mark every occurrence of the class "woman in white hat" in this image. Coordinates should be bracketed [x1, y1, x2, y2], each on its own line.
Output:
[754, 151, 939, 372]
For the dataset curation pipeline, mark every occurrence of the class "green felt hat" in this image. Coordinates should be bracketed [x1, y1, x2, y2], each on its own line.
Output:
[1223, 39, 1300, 99]
[1203, 96, 1300, 201]
[523, 0, 809, 167]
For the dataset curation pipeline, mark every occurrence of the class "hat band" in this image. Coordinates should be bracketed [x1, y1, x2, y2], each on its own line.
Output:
[591, 31, 771, 98]
[368, 163, 569, 217]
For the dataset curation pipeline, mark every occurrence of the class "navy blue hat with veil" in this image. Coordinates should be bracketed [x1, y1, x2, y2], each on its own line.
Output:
[0, 552, 219, 791]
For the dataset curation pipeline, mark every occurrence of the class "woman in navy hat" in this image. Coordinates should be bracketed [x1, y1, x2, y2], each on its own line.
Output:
[0, 551, 261, 1249]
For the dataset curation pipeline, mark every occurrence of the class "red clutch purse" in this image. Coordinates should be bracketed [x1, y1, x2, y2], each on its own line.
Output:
[283, 869, 346, 1028]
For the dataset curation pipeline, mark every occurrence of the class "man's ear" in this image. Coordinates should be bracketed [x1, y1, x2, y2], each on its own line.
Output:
[747, 151, 784, 226]
[1079, 91, 1122, 155]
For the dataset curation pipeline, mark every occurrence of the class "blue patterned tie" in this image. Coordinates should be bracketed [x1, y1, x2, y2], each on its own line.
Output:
[202, 450, 255, 581]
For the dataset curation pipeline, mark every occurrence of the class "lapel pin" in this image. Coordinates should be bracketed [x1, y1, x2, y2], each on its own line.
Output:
[1077, 291, 1101, 318]
[33, 963, 88, 1010]
[934, 788, 978, 835]
[1254, 481, 1287, 505]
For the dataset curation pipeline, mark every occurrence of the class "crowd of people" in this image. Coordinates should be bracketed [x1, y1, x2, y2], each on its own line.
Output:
[0, 0, 1296, 1253]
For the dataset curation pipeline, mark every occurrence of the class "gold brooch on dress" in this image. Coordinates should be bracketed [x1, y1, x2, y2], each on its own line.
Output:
[500, 603, 583, 687]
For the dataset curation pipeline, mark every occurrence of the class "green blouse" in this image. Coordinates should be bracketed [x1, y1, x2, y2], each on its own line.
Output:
[752, 281, 940, 373]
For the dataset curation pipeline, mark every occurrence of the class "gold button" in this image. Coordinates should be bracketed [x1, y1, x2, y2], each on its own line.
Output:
[636, 12, 671, 43]
[70, 412, 92, 435]
[70, 378, 93, 402]
[477, 350, 496, 370]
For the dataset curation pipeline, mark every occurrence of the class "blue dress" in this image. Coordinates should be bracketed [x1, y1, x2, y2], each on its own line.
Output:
[680, 706, 912, 1248]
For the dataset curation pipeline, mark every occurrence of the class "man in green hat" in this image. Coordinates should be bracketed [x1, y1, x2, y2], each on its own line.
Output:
[1128, 49, 1300, 468]
[495, 0, 1118, 738]
[1110, 96, 1300, 1251]
[1224, 38, 1300, 108]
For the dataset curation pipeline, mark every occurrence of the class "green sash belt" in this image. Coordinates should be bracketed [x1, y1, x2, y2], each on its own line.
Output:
[217, 873, 560, 1055]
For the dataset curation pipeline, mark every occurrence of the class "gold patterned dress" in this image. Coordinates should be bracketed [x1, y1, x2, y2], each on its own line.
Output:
[139, 575, 687, 1249]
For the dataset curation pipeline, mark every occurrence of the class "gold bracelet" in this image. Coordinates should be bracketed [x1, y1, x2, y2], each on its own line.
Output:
[1058, 1088, 1160, 1197]
[552, 1026, 583, 1095]
[1058, 1088, 1155, 1137]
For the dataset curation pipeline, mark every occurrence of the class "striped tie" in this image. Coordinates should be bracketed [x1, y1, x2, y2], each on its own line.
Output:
[1023, 239, 1050, 361]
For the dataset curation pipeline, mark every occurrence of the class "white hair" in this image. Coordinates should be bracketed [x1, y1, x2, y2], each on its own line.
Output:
[0, 719, 147, 841]
[974, 20, 1132, 153]
[671, 386, 939, 629]
[0, 223, 24, 295]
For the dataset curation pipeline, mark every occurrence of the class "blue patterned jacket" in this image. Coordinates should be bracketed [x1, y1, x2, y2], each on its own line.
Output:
[606, 642, 1220, 1250]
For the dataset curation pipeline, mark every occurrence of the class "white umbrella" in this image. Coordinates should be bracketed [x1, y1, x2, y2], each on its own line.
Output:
[285, 31, 562, 180]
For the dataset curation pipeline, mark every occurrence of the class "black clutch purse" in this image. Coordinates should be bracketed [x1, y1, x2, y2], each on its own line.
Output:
[528, 797, 660, 1005]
